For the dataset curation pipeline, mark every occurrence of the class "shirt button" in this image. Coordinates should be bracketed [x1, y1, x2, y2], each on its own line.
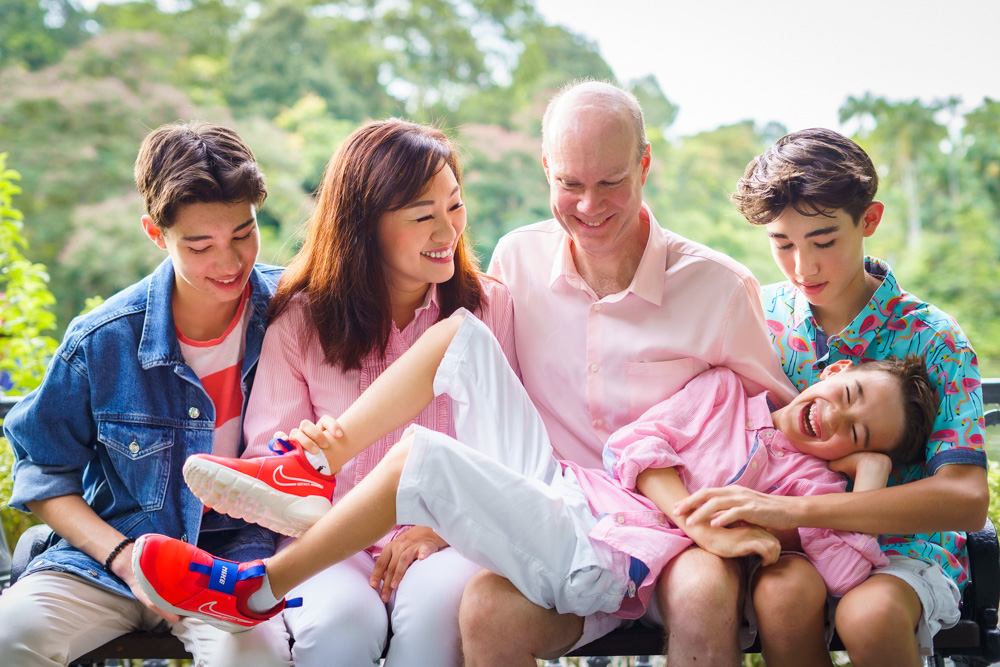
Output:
[746, 420, 754, 428]
[616, 515, 626, 524]
[751, 461, 759, 469]
[777, 451, 784, 457]
[87, 569, 98, 578]
[659, 514, 667, 524]
[181, 533, 188, 542]
[593, 303, 602, 312]
[188, 407, 201, 419]
[128, 441, 140, 454]
[594, 418, 605, 427]
[590, 363, 600, 373]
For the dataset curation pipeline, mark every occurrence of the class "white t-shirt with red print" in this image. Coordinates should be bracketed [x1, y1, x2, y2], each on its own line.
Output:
[177, 285, 251, 460]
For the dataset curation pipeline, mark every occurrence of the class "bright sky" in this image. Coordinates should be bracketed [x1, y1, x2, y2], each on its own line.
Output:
[533, 0, 1000, 138]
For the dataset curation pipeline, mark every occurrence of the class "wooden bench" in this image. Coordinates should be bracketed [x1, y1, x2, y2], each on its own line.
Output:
[3, 381, 1000, 666]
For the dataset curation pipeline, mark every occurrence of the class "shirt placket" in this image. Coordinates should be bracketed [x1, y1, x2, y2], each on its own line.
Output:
[586, 299, 609, 442]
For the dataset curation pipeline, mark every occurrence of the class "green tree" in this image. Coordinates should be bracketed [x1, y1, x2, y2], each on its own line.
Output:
[0, 0, 90, 71]
[840, 94, 948, 252]
[0, 154, 54, 548]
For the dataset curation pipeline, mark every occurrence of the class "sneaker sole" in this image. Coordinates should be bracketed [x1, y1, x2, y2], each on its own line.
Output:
[183, 457, 332, 537]
[131, 536, 256, 634]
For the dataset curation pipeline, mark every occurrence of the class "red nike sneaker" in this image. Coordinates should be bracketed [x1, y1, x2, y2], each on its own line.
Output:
[183, 438, 336, 537]
[132, 533, 301, 633]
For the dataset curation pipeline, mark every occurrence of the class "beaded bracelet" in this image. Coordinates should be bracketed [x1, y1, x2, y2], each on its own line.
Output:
[103, 536, 135, 574]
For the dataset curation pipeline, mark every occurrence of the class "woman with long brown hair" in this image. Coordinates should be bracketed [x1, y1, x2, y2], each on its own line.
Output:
[241, 119, 516, 666]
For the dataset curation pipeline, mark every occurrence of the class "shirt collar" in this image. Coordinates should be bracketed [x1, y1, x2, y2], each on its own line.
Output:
[548, 203, 665, 305]
[746, 392, 777, 433]
[827, 256, 898, 358]
[138, 258, 184, 368]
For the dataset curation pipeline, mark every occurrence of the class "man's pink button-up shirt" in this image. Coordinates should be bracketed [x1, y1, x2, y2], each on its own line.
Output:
[489, 204, 796, 469]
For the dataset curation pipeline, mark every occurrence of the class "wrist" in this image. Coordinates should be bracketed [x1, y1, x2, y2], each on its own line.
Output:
[104, 537, 135, 577]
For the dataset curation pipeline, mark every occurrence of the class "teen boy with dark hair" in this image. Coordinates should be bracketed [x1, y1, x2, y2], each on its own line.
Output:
[678, 127, 988, 666]
[0, 122, 292, 666]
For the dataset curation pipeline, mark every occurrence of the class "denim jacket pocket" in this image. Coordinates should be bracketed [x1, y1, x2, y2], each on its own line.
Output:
[98, 420, 174, 512]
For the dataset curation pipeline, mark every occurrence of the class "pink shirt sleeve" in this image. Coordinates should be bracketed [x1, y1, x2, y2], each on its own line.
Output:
[607, 369, 738, 490]
[779, 467, 890, 596]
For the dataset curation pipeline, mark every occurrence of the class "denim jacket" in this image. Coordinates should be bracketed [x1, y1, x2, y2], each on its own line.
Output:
[4, 258, 284, 598]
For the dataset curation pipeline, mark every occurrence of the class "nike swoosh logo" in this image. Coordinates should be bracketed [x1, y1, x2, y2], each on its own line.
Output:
[272, 464, 325, 489]
[198, 601, 251, 625]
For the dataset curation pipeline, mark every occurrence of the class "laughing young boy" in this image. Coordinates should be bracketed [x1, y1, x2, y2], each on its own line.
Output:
[0, 122, 292, 666]
[124, 311, 934, 650]
[680, 128, 988, 666]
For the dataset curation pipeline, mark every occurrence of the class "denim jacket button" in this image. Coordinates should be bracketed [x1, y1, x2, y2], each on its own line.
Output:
[128, 441, 140, 454]
[188, 407, 201, 419]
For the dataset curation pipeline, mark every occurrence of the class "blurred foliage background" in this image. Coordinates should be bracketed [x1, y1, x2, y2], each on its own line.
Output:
[1, 0, 1000, 547]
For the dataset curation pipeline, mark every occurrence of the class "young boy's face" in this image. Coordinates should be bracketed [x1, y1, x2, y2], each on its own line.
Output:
[764, 204, 881, 312]
[770, 360, 904, 461]
[143, 200, 260, 313]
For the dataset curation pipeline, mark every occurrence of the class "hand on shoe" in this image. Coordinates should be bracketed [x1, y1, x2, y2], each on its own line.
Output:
[279, 414, 350, 474]
[109, 541, 182, 623]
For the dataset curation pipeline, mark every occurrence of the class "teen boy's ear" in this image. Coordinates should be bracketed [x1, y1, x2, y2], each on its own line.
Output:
[860, 201, 885, 238]
[818, 359, 854, 380]
[141, 215, 168, 250]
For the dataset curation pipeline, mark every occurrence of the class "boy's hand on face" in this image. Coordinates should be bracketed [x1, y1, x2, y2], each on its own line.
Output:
[675, 486, 800, 531]
[369, 526, 449, 602]
[679, 516, 781, 565]
[829, 452, 892, 491]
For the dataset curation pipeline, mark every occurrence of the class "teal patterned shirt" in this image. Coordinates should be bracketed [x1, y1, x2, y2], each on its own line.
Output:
[761, 257, 987, 589]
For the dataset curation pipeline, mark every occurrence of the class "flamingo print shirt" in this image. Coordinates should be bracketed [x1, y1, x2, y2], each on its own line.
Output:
[762, 256, 986, 588]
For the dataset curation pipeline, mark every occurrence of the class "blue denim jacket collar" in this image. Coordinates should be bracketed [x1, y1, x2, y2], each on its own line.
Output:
[136, 259, 271, 378]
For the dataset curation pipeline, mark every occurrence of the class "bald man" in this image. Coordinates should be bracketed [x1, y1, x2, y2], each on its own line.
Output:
[470, 80, 797, 665]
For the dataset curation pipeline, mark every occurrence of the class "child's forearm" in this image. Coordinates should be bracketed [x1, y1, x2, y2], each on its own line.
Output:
[324, 315, 465, 465]
[677, 463, 988, 536]
[795, 463, 987, 534]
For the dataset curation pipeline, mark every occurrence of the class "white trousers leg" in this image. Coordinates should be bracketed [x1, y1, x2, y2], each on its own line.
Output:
[283, 551, 388, 667]
[384, 547, 482, 667]
[433, 310, 559, 482]
[0, 570, 291, 667]
[282, 544, 480, 667]
[396, 312, 629, 617]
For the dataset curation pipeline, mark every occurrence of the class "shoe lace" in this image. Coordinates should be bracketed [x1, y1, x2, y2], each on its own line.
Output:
[268, 438, 296, 455]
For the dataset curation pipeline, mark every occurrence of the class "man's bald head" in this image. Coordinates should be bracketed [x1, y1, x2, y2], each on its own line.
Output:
[542, 80, 649, 164]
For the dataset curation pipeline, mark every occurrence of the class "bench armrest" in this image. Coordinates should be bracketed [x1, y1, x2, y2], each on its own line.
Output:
[10, 524, 55, 586]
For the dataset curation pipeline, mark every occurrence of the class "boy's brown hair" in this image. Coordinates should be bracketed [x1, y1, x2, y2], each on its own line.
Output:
[134, 122, 267, 229]
[732, 128, 878, 225]
[850, 356, 937, 466]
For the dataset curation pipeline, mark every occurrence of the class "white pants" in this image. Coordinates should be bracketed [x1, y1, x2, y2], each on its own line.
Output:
[282, 546, 481, 667]
[0, 570, 291, 667]
[396, 313, 632, 621]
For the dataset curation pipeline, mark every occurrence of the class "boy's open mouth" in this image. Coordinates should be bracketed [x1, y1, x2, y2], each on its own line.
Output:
[803, 401, 820, 438]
